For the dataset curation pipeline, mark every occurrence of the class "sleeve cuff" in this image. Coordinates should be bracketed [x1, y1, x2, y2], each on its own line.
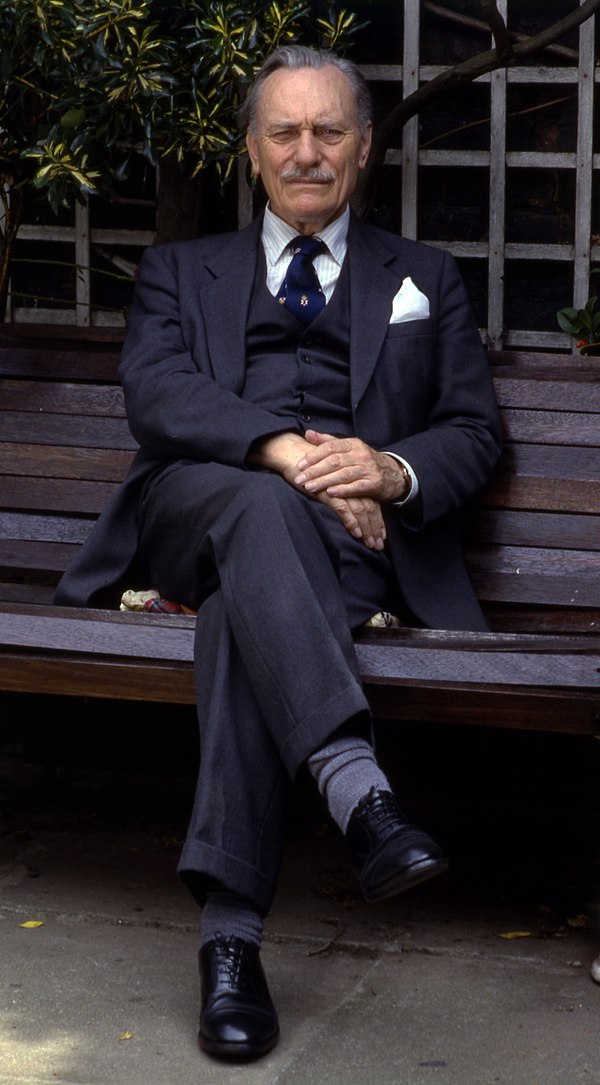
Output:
[381, 452, 420, 507]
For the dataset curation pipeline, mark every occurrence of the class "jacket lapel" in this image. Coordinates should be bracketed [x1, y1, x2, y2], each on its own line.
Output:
[199, 217, 262, 391]
[198, 212, 406, 406]
[348, 214, 406, 412]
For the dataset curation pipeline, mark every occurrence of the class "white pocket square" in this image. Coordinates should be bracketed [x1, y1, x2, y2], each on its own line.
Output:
[389, 277, 430, 324]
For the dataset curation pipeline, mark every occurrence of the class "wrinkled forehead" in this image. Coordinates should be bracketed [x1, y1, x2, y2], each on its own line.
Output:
[255, 65, 360, 130]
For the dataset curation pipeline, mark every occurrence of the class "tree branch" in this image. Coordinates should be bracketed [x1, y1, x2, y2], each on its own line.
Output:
[479, 0, 512, 62]
[356, 0, 600, 217]
[424, 2, 578, 60]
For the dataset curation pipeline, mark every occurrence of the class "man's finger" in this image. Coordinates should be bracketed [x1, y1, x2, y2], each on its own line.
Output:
[295, 432, 357, 472]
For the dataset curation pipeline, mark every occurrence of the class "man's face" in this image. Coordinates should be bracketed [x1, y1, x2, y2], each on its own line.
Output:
[246, 65, 372, 235]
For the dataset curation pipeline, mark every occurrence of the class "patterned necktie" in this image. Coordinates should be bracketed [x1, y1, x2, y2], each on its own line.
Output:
[277, 235, 327, 325]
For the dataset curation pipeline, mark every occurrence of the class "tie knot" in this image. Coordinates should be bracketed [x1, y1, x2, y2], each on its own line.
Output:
[289, 235, 327, 261]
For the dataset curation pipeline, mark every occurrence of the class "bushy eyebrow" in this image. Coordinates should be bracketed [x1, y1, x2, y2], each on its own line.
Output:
[269, 119, 342, 128]
[265, 120, 350, 134]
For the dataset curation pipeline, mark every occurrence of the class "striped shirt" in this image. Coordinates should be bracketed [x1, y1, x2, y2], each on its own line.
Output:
[262, 203, 349, 302]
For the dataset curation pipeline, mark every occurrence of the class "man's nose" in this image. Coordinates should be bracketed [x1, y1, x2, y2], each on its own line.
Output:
[294, 129, 321, 165]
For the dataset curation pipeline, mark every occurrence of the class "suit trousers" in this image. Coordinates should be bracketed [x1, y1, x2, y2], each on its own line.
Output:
[137, 461, 399, 914]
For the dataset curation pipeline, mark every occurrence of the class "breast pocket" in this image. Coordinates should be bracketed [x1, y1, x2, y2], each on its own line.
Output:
[377, 324, 434, 393]
[385, 318, 433, 338]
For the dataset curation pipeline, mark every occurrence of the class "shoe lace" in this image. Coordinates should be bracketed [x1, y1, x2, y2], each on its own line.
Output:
[357, 788, 404, 834]
[214, 935, 253, 987]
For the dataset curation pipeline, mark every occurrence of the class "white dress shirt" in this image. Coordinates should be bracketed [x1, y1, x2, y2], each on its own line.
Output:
[262, 203, 348, 302]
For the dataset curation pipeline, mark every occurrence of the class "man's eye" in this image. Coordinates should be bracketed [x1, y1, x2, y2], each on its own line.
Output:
[316, 127, 345, 143]
[268, 127, 346, 144]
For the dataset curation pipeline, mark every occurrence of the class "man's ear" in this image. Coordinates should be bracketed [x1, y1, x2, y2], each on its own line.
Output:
[246, 130, 260, 176]
[359, 121, 373, 170]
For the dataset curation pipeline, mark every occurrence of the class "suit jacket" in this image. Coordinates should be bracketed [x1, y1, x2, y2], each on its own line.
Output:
[55, 213, 502, 630]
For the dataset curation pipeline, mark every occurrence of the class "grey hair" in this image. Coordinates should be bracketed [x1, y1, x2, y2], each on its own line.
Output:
[238, 45, 372, 136]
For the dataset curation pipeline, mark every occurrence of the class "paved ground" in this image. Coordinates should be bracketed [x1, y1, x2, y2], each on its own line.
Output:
[2, 704, 600, 1085]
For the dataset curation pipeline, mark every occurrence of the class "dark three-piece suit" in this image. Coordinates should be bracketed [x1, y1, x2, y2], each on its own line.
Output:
[55, 212, 502, 914]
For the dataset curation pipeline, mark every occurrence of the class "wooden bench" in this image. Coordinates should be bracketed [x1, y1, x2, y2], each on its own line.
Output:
[1, 327, 599, 734]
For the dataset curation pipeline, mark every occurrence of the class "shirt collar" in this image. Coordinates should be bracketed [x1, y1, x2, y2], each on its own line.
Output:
[262, 204, 349, 267]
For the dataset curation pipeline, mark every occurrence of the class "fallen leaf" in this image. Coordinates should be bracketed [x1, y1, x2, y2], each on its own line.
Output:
[498, 930, 532, 940]
[20, 920, 44, 929]
[118, 1031, 133, 1042]
[567, 914, 590, 929]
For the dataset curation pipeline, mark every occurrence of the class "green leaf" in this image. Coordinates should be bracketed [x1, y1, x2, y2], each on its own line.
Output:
[60, 106, 85, 127]
[556, 310, 578, 335]
[0, 0, 366, 228]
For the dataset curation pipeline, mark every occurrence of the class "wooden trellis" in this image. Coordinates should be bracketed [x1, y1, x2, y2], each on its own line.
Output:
[359, 0, 598, 351]
[2, 195, 155, 329]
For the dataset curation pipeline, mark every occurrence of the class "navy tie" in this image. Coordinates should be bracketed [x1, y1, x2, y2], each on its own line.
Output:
[277, 235, 327, 325]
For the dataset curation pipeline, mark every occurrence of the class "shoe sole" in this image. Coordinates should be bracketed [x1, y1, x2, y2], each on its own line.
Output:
[198, 1028, 280, 1061]
[363, 856, 449, 903]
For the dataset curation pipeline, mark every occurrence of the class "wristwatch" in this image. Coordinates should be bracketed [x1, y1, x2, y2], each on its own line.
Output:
[399, 460, 412, 498]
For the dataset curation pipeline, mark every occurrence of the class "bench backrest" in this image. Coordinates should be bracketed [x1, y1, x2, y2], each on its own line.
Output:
[0, 331, 133, 605]
[1, 331, 598, 635]
[467, 351, 600, 635]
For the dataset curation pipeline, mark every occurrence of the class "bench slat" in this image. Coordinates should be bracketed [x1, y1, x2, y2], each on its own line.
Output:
[501, 444, 600, 481]
[0, 607, 196, 661]
[0, 512, 93, 544]
[467, 545, 600, 606]
[0, 476, 116, 514]
[0, 412, 137, 450]
[366, 684, 599, 734]
[0, 443, 135, 482]
[0, 653, 196, 703]
[0, 346, 120, 381]
[501, 408, 600, 446]
[483, 603, 600, 635]
[488, 475, 600, 513]
[472, 572, 600, 607]
[0, 539, 81, 572]
[0, 582, 57, 605]
[357, 642, 600, 689]
[487, 445, 600, 512]
[493, 374, 600, 411]
[489, 352, 594, 369]
[468, 509, 600, 550]
[0, 379, 126, 417]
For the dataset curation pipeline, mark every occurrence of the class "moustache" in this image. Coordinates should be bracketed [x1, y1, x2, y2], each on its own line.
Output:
[280, 167, 337, 183]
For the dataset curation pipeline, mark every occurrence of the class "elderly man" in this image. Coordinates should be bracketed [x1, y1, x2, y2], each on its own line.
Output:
[55, 46, 501, 1061]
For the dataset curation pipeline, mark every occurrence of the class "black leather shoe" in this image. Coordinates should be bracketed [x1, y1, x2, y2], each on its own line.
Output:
[198, 935, 279, 1060]
[346, 788, 448, 902]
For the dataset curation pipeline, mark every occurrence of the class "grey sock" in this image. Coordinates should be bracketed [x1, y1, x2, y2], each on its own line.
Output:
[200, 888, 264, 948]
[307, 735, 392, 833]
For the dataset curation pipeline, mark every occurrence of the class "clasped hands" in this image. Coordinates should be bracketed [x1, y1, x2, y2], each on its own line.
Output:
[249, 429, 409, 550]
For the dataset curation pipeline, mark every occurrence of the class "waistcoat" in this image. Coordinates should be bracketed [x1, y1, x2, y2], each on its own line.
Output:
[243, 247, 354, 436]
